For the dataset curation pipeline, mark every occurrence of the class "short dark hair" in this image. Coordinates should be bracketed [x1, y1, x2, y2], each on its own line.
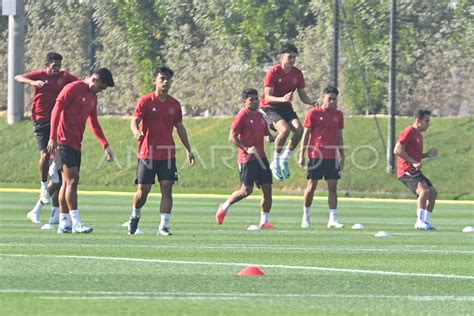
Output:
[323, 86, 339, 95]
[415, 109, 431, 119]
[153, 66, 174, 79]
[45, 52, 63, 63]
[280, 43, 298, 55]
[241, 88, 258, 100]
[94, 68, 115, 87]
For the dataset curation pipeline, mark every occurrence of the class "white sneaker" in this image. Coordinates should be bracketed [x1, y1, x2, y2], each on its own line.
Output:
[57, 225, 72, 234]
[327, 220, 344, 228]
[40, 186, 50, 204]
[158, 227, 172, 236]
[48, 208, 59, 225]
[72, 222, 93, 234]
[26, 210, 42, 225]
[415, 221, 436, 230]
[48, 162, 60, 184]
[301, 215, 310, 229]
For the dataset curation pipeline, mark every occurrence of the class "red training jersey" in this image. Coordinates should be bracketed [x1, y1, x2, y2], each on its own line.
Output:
[304, 107, 344, 160]
[260, 64, 305, 109]
[24, 69, 78, 121]
[50, 81, 109, 151]
[134, 92, 183, 160]
[397, 126, 423, 178]
[231, 108, 269, 164]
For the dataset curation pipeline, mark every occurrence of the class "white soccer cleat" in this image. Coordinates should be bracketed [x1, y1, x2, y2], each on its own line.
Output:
[414, 221, 430, 230]
[39, 186, 50, 204]
[301, 215, 310, 229]
[158, 227, 172, 236]
[26, 210, 42, 225]
[327, 220, 344, 228]
[72, 222, 93, 234]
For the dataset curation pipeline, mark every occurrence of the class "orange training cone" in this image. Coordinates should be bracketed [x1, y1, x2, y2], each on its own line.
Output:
[238, 266, 266, 276]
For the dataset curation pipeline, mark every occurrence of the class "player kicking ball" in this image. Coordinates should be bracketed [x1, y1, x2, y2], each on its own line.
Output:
[216, 88, 276, 229]
[394, 109, 438, 230]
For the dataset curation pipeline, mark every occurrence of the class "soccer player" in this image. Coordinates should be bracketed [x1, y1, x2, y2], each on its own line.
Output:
[215, 88, 275, 229]
[394, 109, 438, 230]
[127, 66, 195, 236]
[47, 68, 115, 234]
[299, 86, 345, 229]
[261, 43, 319, 181]
[15, 52, 78, 222]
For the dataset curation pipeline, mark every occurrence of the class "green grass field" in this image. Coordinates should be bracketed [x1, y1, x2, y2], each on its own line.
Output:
[0, 189, 473, 315]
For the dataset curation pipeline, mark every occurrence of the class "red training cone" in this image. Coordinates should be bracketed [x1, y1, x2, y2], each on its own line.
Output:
[237, 266, 266, 276]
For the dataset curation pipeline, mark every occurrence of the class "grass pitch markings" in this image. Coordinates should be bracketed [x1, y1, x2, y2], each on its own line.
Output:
[2, 253, 473, 280]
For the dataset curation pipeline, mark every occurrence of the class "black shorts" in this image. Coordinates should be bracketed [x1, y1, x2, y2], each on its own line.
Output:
[240, 158, 273, 187]
[399, 170, 433, 197]
[135, 159, 178, 184]
[261, 106, 298, 124]
[307, 158, 341, 180]
[33, 120, 50, 150]
[58, 145, 82, 171]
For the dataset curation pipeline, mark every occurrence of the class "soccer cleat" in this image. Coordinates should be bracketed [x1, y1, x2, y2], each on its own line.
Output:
[270, 160, 284, 181]
[57, 225, 72, 234]
[215, 204, 227, 225]
[426, 223, 437, 231]
[72, 222, 93, 234]
[158, 227, 172, 236]
[301, 215, 310, 229]
[327, 221, 345, 228]
[280, 160, 291, 178]
[128, 216, 141, 235]
[39, 186, 50, 204]
[259, 222, 275, 229]
[26, 210, 42, 225]
[48, 209, 59, 225]
[414, 221, 429, 230]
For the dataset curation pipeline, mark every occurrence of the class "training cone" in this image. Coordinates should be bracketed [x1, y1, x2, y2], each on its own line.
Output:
[238, 266, 266, 277]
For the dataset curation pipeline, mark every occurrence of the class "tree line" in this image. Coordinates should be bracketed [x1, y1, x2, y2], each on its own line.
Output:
[0, 0, 472, 116]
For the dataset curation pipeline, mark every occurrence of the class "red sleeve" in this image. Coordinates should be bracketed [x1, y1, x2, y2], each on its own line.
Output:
[264, 67, 277, 88]
[133, 96, 147, 118]
[338, 111, 344, 129]
[303, 109, 314, 128]
[174, 102, 183, 125]
[88, 104, 110, 149]
[24, 70, 44, 80]
[398, 128, 411, 145]
[231, 112, 244, 133]
[50, 84, 73, 141]
[296, 69, 305, 89]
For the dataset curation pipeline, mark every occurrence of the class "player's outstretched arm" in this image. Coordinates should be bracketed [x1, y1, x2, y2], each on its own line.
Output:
[297, 88, 319, 106]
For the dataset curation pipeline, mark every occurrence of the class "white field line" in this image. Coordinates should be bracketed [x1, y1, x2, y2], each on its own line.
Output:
[0, 289, 472, 302]
[1, 253, 473, 280]
[1, 187, 472, 204]
[0, 243, 473, 255]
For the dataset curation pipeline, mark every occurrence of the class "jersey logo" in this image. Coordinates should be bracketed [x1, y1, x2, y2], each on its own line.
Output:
[152, 107, 156, 111]
[82, 97, 85, 102]
[278, 78, 282, 82]
[319, 116, 324, 120]
[168, 108, 175, 115]
[44, 80, 48, 84]
[250, 119, 254, 124]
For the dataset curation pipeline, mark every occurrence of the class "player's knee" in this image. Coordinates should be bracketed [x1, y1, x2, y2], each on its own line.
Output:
[294, 125, 303, 137]
[279, 126, 291, 138]
[430, 187, 438, 200]
[241, 187, 253, 197]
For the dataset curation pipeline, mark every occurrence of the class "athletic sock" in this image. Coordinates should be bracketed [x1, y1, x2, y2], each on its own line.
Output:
[303, 206, 311, 219]
[329, 209, 337, 222]
[69, 209, 81, 226]
[424, 210, 432, 223]
[159, 213, 170, 229]
[260, 212, 270, 226]
[132, 206, 141, 218]
[273, 151, 281, 163]
[49, 206, 59, 223]
[281, 148, 294, 161]
[416, 208, 423, 221]
[32, 200, 45, 214]
[222, 200, 231, 211]
[59, 213, 71, 227]
[40, 181, 48, 189]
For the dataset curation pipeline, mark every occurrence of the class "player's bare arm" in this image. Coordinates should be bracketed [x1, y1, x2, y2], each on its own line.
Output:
[298, 127, 311, 167]
[229, 129, 255, 154]
[264, 87, 293, 105]
[130, 116, 144, 141]
[297, 88, 319, 106]
[394, 142, 421, 169]
[338, 130, 345, 171]
[176, 122, 195, 166]
[14, 74, 45, 88]
[423, 148, 438, 158]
